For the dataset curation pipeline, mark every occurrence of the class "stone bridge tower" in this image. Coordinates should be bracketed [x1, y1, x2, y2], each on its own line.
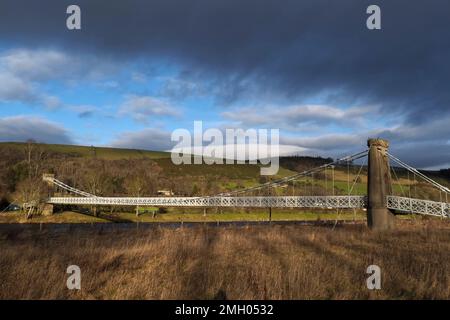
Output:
[42, 173, 55, 216]
[367, 138, 395, 230]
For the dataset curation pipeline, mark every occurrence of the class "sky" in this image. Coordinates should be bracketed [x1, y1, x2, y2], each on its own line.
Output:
[0, 0, 449, 169]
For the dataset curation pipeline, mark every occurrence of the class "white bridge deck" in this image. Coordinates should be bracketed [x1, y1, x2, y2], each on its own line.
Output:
[49, 195, 366, 209]
[47, 195, 449, 217]
[387, 196, 449, 217]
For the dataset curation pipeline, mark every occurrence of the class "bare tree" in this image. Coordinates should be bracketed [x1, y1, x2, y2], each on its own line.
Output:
[16, 140, 47, 218]
[124, 163, 157, 216]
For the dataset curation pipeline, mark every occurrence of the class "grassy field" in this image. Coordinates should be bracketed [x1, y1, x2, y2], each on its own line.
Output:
[0, 219, 448, 299]
[0, 209, 370, 223]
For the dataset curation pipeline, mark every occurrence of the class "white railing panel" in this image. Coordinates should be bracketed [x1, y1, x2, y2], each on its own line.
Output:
[48, 195, 367, 208]
[387, 196, 449, 217]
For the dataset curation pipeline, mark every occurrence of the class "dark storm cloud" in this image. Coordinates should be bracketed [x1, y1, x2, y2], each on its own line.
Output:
[1, 0, 450, 123]
[281, 114, 450, 168]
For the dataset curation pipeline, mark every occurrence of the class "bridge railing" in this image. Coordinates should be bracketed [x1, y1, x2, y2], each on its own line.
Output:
[48, 195, 367, 209]
[387, 195, 449, 217]
[47, 194, 449, 218]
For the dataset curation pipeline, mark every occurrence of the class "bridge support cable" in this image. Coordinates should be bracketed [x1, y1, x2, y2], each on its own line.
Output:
[387, 153, 450, 195]
[347, 160, 350, 197]
[348, 157, 366, 195]
[385, 152, 449, 218]
[206, 150, 369, 198]
[390, 164, 406, 197]
[43, 176, 96, 198]
[407, 170, 411, 200]
[332, 165, 335, 196]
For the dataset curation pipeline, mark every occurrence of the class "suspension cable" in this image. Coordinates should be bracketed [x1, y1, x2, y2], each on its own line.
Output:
[332, 165, 335, 196]
[349, 157, 366, 195]
[390, 164, 406, 197]
[407, 170, 411, 199]
[47, 149, 368, 200]
[347, 160, 350, 196]
[387, 152, 450, 194]
[209, 149, 368, 198]
[45, 177, 96, 197]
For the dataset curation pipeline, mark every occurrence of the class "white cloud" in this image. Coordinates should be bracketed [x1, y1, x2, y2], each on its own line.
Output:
[0, 72, 36, 102]
[222, 104, 379, 131]
[0, 49, 70, 81]
[0, 49, 71, 108]
[159, 76, 204, 99]
[0, 115, 73, 144]
[110, 128, 173, 151]
[0, 71, 62, 109]
[41, 95, 62, 109]
[282, 134, 362, 151]
[111, 126, 306, 159]
[171, 143, 305, 160]
[118, 95, 180, 123]
[0, 48, 118, 109]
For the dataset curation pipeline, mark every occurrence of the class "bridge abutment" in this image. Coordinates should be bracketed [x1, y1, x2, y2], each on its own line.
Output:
[367, 138, 395, 230]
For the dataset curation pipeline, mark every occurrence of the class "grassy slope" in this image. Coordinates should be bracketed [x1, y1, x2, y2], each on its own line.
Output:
[0, 142, 170, 160]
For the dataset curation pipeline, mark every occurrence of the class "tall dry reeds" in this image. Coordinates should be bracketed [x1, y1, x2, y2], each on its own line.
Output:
[0, 219, 449, 299]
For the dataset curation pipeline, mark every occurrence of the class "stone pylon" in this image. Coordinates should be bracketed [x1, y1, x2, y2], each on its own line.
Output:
[367, 138, 395, 230]
[42, 173, 55, 215]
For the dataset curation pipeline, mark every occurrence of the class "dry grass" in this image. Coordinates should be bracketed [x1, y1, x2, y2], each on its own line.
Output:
[0, 209, 368, 223]
[0, 219, 449, 300]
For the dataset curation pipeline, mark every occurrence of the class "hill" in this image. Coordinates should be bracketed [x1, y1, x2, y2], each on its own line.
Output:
[0, 142, 448, 219]
[0, 142, 170, 160]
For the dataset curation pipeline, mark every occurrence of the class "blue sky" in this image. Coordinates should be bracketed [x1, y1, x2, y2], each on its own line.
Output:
[0, 0, 449, 169]
[0, 47, 381, 151]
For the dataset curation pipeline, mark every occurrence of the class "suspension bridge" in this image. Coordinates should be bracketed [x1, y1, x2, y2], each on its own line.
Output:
[43, 139, 449, 230]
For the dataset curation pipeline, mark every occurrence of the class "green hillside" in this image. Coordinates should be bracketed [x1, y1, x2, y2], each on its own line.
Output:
[0, 141, 448, 223]
[0, 142, 170, 160]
